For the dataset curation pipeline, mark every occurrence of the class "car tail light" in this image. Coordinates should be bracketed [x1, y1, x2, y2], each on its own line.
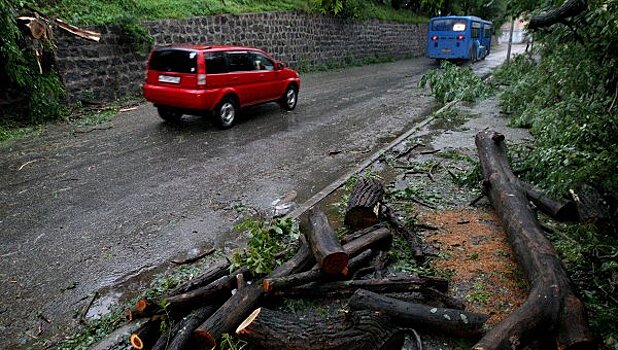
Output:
[197, 74, 206, 85]
[197, 52, 206, 86]
[457, 35, 465, 40]
[431, 35, 438, 41]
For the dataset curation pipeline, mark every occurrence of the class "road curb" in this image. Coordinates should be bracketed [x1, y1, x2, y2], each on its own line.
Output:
[286, 99, 459, 220]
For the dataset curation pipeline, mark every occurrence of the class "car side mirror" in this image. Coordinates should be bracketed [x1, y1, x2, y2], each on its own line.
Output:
[277, 61, 286, 70]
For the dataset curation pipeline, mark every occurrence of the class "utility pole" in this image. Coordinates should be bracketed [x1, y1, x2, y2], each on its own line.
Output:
[506, 16, 515, 63]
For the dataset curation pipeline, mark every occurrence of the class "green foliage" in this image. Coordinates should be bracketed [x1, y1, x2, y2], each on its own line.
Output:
[116, 15, 154, 57]
[231, 217, 300, 275]
[0, 121, 42, 143]
[220, 333, 248, 350]
[465, 280, 491, 305]
[419, 61, 493, 104]
[0, 1, 67, 123]
[550, 224, 618, 345]
[55, 309, 126, 350]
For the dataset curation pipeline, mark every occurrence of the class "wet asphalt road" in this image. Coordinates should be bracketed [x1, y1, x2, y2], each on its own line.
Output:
[0, 44, 519, 347]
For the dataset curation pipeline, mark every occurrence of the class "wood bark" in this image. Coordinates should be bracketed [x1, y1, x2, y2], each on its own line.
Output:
[348, 289, 488, 338]
[571, 185, 615, 234]
[193, 283, 264, 350]
[528, 0, 587, 30]
[272, 274, 448, 298]
[474, 130, 593, 350]
[345, 177, 385, 229]
[169, 260, 230, 295]
[236, 307, 404, 350]
[340, 222, 387, 245]
[263, 249, 374, 293]
[381, 204, 424, 261]
[307, 208, 349, 275]
[342, 226, 392, 257]
[518, 181, 577, 222]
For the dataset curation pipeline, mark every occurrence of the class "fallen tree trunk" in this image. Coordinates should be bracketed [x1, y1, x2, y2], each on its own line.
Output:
[473, 130, 593, 350]
[518, 181, 577, 222]
[193, 282, 264, 350]
[307, 208, 349, 275]
[272, 274, 448, 298]
[528, 0, 587, 30]
[348, 289, 488, 338]
[345, 177, 384, 229]
[263, 249, 374, 293]
[236, 307, 404, 350]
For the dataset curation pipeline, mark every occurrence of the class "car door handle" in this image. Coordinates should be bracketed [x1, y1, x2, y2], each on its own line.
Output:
[231, 77, 239, 81]
[259, 74, 265, 79]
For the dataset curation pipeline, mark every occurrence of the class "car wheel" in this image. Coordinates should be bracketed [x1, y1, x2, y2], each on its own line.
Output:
[280, 85, 298, 111]
[158, 107, 182, 123]
[214, 97, 238, 129]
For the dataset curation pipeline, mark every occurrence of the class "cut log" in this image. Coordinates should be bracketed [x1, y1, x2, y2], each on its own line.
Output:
[348, 289, 488, 338]
[193, 282, 263, 350]
[307, 208, 349, 275]
[342, 226, 392, 257]
[345, 177, 385, 229]
[340, 222, 387, 245]
[381, 204, 424, 261]
[263, 249, 374, 293]
[163, 268, 251, 314]
[528, 0, 587, 30]
[270, 234, 314, 278]
[272, 274, 448, 298]
[91, 320, 148, 350]
[236, 307, 404, 350]
[127, 299, 160, 320]
[152, 304, 219, 350]
[129, 317, 162, 350]
[474, 130, 593, 350]
[518, 181, 577, 222]
[169, 260, 230, 295]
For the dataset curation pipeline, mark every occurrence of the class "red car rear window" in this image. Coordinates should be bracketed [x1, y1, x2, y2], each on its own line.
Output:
[150, 49, 197, 73]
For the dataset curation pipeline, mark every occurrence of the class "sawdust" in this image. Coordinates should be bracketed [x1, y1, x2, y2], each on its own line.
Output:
[421, 208, 528, 326]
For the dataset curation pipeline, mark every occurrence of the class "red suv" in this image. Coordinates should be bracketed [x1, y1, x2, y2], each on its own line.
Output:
[143, 45, 301, 128]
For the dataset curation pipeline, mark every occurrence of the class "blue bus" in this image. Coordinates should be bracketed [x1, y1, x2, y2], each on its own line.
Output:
[427, 16, 493, 62]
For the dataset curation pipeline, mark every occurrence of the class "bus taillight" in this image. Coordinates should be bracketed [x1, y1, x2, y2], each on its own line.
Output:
[457, 35, 465, 40]
[431, 36, 438, 41]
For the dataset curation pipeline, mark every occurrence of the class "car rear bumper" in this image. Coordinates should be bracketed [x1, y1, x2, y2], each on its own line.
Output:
[143, 84, 218, 111]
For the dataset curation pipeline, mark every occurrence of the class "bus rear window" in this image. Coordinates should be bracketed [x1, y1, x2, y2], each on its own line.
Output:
[150, 49, 197, 73]
[432, 20, 467, 32]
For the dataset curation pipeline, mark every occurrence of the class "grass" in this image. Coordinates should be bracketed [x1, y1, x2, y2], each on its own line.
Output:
[31, 0, 425, 26]
[0, 121, 42, 143]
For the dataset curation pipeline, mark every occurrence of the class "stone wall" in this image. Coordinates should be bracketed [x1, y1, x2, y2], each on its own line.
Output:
[54, 11, 427, 102]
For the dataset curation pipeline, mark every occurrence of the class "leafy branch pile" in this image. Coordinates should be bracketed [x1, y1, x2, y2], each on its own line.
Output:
[419, 61, 492, 104]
